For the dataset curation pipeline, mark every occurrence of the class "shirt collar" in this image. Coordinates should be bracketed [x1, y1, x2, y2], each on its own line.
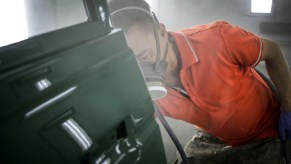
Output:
[169, 31, 199, 69]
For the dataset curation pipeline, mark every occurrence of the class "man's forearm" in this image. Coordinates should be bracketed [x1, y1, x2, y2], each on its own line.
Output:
[265, 42, 291, 111]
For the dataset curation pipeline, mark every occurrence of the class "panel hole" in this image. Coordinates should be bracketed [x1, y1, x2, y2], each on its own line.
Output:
[116, 121, 127, 139]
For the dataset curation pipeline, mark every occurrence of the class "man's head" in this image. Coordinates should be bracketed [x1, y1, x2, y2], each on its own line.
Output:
[109, 0, 171, 100]
[108, 0, 168, 63]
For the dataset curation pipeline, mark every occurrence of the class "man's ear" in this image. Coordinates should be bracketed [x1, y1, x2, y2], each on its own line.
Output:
[159, 23, 168, 39]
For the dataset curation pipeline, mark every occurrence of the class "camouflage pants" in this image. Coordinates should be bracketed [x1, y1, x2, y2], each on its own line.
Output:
[179, 127, 284, 164]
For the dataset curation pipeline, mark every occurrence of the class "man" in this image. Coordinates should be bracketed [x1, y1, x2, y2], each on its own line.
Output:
[108, 0, 291, 163]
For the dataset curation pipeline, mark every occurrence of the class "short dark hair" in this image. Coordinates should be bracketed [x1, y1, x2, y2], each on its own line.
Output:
[108, 0, 159, 33]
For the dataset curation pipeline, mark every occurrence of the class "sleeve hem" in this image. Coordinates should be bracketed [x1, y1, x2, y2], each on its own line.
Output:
[251, 36, 263, 68]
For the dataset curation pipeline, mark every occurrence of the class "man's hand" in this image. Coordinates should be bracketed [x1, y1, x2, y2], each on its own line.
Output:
[279, 111, 291, 140]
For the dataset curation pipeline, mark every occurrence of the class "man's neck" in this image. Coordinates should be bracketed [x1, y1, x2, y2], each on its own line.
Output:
[165, 39, 183, 88]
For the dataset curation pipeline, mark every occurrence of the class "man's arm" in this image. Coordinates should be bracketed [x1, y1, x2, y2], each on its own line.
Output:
[261, 38, 291, 112]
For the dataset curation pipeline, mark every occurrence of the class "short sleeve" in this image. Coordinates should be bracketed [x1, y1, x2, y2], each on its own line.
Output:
[218, 21, 263, 67]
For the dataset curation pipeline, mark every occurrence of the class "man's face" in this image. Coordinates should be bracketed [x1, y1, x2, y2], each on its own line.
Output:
[125, 24, 157, 63]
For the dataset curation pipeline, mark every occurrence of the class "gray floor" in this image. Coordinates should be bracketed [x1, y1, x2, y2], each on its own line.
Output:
[156, 117, 196, 164]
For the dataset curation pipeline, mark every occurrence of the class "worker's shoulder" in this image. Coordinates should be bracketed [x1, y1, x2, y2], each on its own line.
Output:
[177, 20, 231, 36]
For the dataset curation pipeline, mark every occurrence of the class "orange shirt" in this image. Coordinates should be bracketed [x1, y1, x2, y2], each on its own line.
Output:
[156, 21, 280, 146]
